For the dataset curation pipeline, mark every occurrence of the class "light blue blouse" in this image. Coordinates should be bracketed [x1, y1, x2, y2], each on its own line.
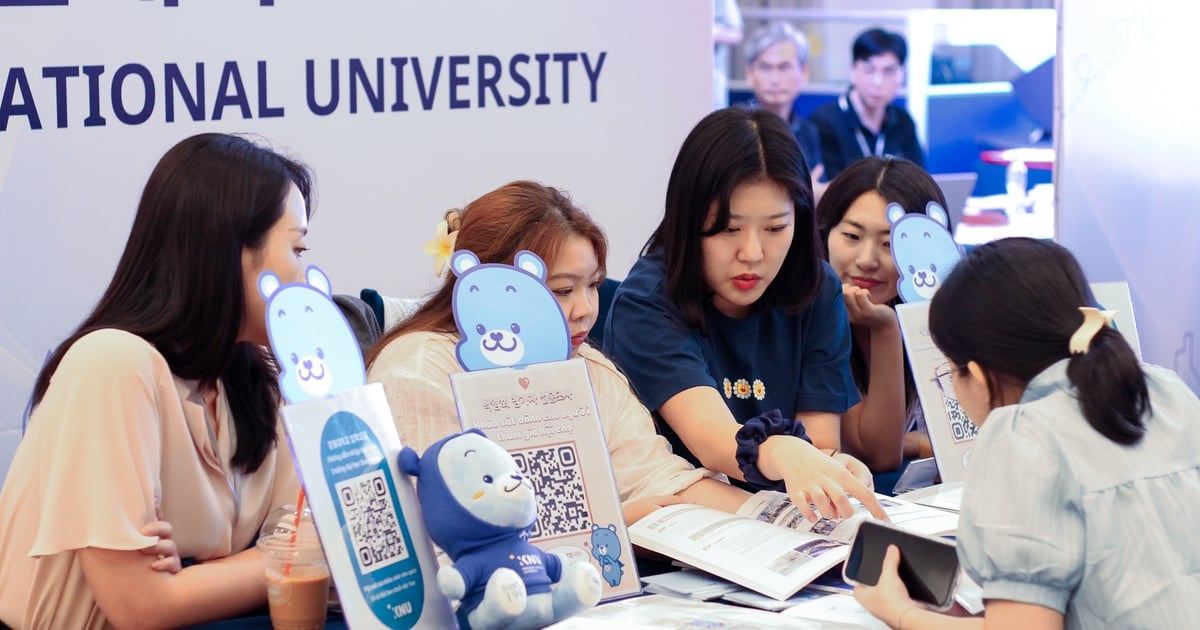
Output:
[958, 359, 1200, 629]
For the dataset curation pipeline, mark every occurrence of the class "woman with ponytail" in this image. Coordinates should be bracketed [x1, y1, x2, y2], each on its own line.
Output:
[854, 237, 1200, 629]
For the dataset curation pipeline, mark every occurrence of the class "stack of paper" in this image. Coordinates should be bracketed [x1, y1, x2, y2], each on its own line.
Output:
[639, 570, 741, 601]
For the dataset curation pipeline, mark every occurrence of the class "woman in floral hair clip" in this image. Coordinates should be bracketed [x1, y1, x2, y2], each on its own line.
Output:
[366, 181, 753, 525]
[855, 237, 1200, 629]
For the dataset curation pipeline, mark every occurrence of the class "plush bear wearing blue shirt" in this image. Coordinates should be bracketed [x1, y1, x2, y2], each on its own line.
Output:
[258, 265, 366, 404]
[888, 201, 963, 303]
[399, 429, 602, 630]
[449, 249, 570, 371]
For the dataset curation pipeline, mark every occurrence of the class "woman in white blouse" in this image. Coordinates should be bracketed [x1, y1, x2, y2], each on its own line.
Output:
[365, 181, 751, 526]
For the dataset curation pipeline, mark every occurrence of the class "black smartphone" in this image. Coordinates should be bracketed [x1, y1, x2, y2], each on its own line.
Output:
[842, 519, 960, 610]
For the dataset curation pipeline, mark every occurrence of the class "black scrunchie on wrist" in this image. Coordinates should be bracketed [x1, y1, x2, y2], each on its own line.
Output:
[734, 408, 811, 491]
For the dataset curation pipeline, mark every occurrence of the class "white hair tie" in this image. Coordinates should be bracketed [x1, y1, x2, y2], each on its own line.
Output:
[1069, 307, 1117, 355]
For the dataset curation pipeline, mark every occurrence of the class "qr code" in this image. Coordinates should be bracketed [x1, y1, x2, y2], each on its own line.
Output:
[335, 469, 409, 573]
[942, 396, 978, 443]
[513, 444, 590, 539]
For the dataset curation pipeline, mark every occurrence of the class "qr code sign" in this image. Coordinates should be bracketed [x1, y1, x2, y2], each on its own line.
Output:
[335, 469, 410, 573]
[942, 396, 979, 443]
[513, 444, 590, 539]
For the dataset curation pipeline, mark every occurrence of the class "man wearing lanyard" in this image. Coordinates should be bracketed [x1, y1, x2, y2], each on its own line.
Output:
[810, 27, 926, 180]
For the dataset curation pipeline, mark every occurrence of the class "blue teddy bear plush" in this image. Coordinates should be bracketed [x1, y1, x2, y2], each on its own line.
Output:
[399, 429, 602, 630]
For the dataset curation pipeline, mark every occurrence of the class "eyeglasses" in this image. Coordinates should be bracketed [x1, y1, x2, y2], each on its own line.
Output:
[932, 363, 963, 382]
[931, 362, 966, 400]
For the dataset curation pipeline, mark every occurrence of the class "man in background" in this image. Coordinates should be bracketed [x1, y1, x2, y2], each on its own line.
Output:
[810, 27, 925, 180]
[743, 20, 826, 198]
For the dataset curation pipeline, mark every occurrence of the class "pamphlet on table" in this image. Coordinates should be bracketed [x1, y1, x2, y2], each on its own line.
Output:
[627, 491, 957, 601]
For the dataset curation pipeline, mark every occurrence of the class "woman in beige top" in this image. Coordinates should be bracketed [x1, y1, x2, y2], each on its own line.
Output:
[365, 181, 751, 525]
[0, 133, 314, 630]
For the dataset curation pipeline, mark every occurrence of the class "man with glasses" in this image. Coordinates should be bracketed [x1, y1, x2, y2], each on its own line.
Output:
[810, 27, 926, 180]
[742, 20, 826, 199]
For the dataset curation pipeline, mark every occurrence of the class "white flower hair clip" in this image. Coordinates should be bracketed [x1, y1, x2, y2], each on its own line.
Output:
[422, 216, 459, 278]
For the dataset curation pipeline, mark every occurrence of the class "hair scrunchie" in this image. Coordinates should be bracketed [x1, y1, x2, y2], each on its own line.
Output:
[734, 408, 811, 491]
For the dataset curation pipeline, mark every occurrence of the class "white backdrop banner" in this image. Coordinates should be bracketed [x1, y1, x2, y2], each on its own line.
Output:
[1057, 0, 1200, 395]
[0, 0, 712, 481]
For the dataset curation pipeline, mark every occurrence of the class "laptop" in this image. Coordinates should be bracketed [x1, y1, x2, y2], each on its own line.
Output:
[931, 172, 978, 230]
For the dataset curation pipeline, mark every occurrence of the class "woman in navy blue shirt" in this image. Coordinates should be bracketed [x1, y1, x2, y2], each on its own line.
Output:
[604, 108, 884, 522]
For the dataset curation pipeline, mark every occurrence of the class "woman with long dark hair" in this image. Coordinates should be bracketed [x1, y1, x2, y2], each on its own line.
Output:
[0, 133, 315, 629]
[815, 156, 946, 472]
[603, 107, 885, 522]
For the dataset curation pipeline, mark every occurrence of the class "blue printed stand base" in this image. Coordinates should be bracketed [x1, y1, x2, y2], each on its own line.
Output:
[282, 383, 456, 629]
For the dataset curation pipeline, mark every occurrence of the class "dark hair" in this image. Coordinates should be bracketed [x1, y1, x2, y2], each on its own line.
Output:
[815, 156, 947, 412]
[817, 156, 947, 250]
[928, 237, 1149, 445]
[645, 107, 819, 333]
[853, 28, 908, 65]
[32, 133, 315, 473]
[366, 180, 605, 365]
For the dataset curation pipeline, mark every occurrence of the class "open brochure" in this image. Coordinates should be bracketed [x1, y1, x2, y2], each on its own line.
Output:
[737, 490, 959, 539]
[627, 491, 958, 601]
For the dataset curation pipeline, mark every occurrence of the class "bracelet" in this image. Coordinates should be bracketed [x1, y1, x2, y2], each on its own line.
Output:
[897, 606, 917, 630]
[734, 408, 810, 491]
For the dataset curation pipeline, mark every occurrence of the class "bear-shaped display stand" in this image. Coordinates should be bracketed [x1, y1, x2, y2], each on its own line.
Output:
[259, 266, 366, 403]
[263, 265, 455, 629]
[445, 251, 642, 604]
[888, 201, 964, 303]
[400, 429, 603, 630]
[449, 249, 571, 371]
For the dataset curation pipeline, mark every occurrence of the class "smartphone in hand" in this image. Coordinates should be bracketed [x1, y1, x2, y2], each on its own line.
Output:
[842, 519, 960, 610]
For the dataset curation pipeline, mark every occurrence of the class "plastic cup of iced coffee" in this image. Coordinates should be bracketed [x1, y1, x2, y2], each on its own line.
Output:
[258, 508, 330, 630]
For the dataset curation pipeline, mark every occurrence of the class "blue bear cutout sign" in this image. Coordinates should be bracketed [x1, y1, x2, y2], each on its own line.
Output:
[888, 201, 964, 303]
[263, 266, 455, 629]
[450, 249, 571, 371]
[258, 265, 366, 403]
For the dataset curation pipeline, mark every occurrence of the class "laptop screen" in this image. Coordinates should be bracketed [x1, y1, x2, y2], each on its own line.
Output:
[931, 172, 978, 231]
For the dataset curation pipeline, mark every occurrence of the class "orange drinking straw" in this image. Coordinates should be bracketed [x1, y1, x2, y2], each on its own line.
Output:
[282, 488, 306, 576]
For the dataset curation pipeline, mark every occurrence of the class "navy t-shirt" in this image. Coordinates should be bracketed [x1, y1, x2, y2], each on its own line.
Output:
[602, 249, 860, 478]
[809, 88, 925, 180]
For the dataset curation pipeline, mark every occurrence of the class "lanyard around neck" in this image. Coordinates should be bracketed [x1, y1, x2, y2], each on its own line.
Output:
[854, 127, 885, 158]
[840, 93, 886, 158]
